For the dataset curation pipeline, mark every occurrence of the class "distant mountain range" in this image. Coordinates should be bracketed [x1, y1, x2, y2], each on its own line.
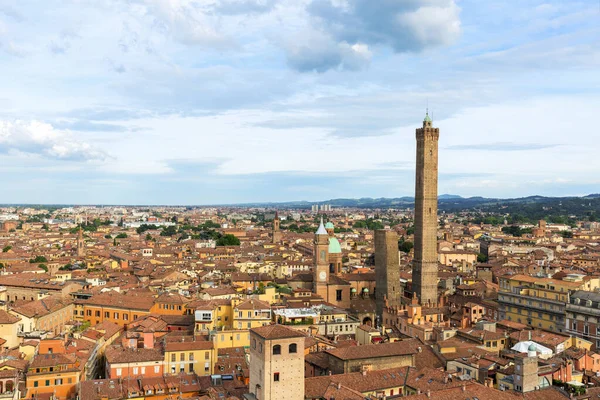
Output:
[232, 194, 600, 219]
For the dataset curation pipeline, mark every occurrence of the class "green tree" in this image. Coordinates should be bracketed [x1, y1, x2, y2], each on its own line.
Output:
[30, 255, 48, 263]
[38, 264, 48, 272]
[216, 234, 241, 246]
[116, 233, 128, 239]
[160, 225, 178, 236]
[399, 241, 414, 254]
[477, 253, 488, 263]
[2, 245, 12, 253]
[560, 230, 573, 238]
[145, 233, 153, 241]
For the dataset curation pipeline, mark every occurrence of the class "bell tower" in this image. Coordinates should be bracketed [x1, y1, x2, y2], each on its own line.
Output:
[272, 211, 282, 244]
[313, 217, 329, 297]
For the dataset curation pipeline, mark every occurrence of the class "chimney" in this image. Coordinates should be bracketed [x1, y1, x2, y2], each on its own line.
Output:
[444, 376, 448, 384]
[462, 385, 466, 392]
[362, 370, 367, 376]
[528, 331, 532, 341]
[426, 390, 431, 398]
[337, 382, 341, 390]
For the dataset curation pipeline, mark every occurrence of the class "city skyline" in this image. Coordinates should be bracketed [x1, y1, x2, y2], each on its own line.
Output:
[1, 1, 599, 204]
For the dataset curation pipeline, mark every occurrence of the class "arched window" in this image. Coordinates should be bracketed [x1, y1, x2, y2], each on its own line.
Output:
[252, 339, 256, 349]
[273, 344, 281, 355]
[259, 343, 263, 353]
[289, 343, 297, 354]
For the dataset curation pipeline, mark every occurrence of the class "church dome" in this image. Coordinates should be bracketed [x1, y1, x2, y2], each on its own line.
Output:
[528, 343, 537, 352]
[328, 237, 342, 254]
[325, 222, 334, 229]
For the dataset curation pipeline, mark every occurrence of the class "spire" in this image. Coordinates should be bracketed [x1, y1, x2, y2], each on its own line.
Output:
[424, 109, 432, 123]
[315, 216, 327, 235]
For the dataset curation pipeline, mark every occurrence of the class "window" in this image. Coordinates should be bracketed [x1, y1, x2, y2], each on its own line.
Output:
[180, 353, 185, 361]
[104, 311, 110, 318]
[86, 310, 92, 316]
[189, 363, 194, 372]
[116, 368, 122, 376]
[45, 380, 50, 386]
[205, 352, 210, 360]
[259, 343, 263, 353]
[171, 354, 176, 362]
[95, 310, 100, 317]
[123, 314, 128, 321]
[133, 367, 138, 375]
[34, 381, 38, 387]
[205, 362, 210, 372]
[336, 290, 342, 301]
[141, 367, 145, 374]
[189, 353, 194, 361]
[114, 312, 119, 319]
[154, 366, 160, 373]
[289, 343, 297, 353]
[273, 345, 281, 355]
[274, 372, 280, 382]
[55, 378, 63, 385]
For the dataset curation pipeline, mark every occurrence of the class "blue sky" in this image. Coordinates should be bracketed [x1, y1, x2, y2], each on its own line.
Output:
[1, 0, 599, 205]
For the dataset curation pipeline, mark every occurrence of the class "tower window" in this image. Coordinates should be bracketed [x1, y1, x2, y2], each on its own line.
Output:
[429, 208, 432, 215]
[273, 345, 281, 355]
[289, 343, 297, 353]
[273, 372, 280, 382]
[430, 149, 433, 156]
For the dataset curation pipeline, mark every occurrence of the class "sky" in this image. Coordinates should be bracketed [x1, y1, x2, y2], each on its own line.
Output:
[0, 0, 599, 205]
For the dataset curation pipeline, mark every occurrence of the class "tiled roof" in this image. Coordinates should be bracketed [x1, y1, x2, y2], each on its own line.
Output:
[250, 324, 306, 340]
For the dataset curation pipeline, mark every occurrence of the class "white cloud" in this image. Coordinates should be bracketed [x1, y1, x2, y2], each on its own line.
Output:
[0, 120, 107, 161]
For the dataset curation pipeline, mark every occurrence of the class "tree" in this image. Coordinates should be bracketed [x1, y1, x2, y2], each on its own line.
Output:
[560, 230, 573, 238]
[2, 245, 12, 253]
[160, 226, 178, 236]
[104, 234, 112, 239]
[42, 223, 49, 231]
[145, 233, 153, 241]
[30, 255, 48, 263]
[399, 241, 414, 254]
[477, 253, 488, 263]
[116, 233, 128, 239]
[216, 234, 241, 246]
[38, 264, 48, 272]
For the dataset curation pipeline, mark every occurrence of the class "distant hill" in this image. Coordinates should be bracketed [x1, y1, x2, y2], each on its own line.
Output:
[233, 194, 600, 222]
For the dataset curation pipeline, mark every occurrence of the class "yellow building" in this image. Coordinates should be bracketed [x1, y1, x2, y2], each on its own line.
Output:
[498, 274, 599, 333]
[163, 339, 216, 376]
[232, 299, 271, 330]
[193, 299, 233, 333]
[212, 329, 251, 349]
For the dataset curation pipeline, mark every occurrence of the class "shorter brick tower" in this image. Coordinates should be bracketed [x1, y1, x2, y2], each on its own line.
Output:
[375, 229, 400, 324]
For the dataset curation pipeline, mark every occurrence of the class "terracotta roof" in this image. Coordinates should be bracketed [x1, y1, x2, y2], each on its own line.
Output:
[250, 324, 306, 340]
[326, 339, 421, 361]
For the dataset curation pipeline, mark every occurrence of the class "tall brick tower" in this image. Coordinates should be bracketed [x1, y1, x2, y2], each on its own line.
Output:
[313, 217, 329, 298]
[77, 226, 85, 257]
[272, 212, 282, 244]
[412, 112, 439, 306]
[375, 229, 400, 324]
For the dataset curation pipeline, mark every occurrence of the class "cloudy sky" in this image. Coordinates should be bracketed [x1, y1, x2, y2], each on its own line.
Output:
[1, 0, 599, 205]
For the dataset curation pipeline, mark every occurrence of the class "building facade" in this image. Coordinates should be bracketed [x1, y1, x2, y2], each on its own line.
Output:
[249, 325, 305, 400]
